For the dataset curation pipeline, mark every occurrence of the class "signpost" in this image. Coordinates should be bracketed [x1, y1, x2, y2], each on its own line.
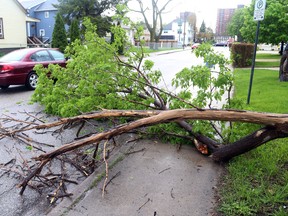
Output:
[247, 0, 266, 104]
[253, 0, 266, 21]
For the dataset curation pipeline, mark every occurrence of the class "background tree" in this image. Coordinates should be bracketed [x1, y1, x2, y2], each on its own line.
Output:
[52, 13, 68, 52]
[197, 20, 207, 42]
[69, 19, 80, 43]
[230, 0, 288, 47]
[227, 8, 245, 42]
[133, 0, 173, 42]
[199, 20, 206, 33]
[55, 0, 126, 37]
[205, 27, 214, 42]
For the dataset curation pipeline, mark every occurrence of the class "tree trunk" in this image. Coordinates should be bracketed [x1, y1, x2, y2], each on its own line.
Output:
[212, 126, 288, 161]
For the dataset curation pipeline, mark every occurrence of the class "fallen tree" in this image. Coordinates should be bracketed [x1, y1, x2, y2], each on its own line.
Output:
[0, 17, 287, 198]
[1, 108, 288, 195]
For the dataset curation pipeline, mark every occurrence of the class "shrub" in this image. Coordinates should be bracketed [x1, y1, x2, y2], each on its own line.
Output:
[231, 43, 254, 68]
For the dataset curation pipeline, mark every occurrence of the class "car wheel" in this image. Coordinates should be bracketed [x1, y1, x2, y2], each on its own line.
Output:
[0, 85, 9, 90]
[26, 72, 38, 90]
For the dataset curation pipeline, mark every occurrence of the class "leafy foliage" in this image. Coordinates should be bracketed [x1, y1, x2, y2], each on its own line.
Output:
[227, 8, 245, 42]
[69, 19, 80, 43]
[229, 0, 288, 44]
[55, 0, 127, 37]
[52, 13, 68, 52]
[199, 20, 206, 33]
[33, 16, 236, 145]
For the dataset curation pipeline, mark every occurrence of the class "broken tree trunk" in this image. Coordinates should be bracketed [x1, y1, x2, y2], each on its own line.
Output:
[33, 109, 288, 161]
[2, 108, 287, 194]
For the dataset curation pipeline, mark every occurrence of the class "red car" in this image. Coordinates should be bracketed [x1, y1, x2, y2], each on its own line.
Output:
[0, 48, 66, 90]
[191, 43, 200, 50]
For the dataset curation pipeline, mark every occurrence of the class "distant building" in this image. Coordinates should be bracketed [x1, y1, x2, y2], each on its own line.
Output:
[161, 11, 194, 46]
[215, 5, 244, 42]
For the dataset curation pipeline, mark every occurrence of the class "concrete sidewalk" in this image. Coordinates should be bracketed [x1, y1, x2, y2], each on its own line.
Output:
[47, 139, 223, 216]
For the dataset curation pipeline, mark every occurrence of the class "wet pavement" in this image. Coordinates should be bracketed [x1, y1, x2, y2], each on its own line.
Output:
[47, 139, 223, 216]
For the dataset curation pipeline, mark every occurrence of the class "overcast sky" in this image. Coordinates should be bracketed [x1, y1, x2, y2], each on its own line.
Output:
[128, 0, 252, 30]
[19, 0, 252, 30]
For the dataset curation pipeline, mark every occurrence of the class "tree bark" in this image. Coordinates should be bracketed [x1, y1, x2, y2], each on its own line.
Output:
[6, 108, 288, 194]
[32, 109, 288, 162]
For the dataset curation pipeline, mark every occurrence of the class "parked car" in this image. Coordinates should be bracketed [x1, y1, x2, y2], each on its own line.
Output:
[191, 43, 200, 50]
[214, 41, 228, 47]
[0, 48, 66, 90]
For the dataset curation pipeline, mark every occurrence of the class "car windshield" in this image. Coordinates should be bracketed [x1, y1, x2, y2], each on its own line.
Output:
[0, 49, 32, 62]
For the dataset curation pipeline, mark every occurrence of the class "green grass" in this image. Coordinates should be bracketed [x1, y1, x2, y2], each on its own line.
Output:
[218, 67, 288, 216]
[233, 69, 288, 112]
[255, 61, 280, 67]
[256, 53, 281, 59]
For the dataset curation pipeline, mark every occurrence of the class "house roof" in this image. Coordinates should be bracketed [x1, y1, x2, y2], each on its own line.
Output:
[19, 0, 46, 9]
[163, 21, 174, 30]
[34, 0, 58, 12]
[19, 0, 58, 11]
[15, 0, 31, 13]
[15, 0, 40, 22]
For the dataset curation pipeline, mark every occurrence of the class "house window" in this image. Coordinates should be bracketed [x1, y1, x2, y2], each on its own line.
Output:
[39, 29, 45, 37]
[0, 18, 4, 39]
[45, 11, 49, 18]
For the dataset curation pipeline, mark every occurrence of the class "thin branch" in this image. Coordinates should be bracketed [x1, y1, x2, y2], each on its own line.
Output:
[102, 139, 109, 197]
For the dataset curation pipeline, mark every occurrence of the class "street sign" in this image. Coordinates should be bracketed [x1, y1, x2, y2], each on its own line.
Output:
[253, 0, 266, 21]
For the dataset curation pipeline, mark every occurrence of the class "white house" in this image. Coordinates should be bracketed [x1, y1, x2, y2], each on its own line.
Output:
[162, 13, 194, 46]
[0, 0, 39, 51]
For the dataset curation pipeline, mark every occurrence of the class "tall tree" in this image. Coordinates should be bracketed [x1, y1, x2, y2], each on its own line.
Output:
[55, 0, 126, 37]
[199, 20, 206, 33]
[205, 27, 214, 41]
[52, 13, 68, 52]
[133, 0, 173, 42]
[69, 19, 80, 43]
[230, 0, 288, 45]
[197, 21, 209, 42]
[227, 8, 245, 42]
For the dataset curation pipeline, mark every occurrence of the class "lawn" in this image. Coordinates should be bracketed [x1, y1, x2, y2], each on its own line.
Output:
[218, 64, 288, 215]
[256, 53, 282, 59]
[255, 61, 280, 67]
[255, 53, 281, 68]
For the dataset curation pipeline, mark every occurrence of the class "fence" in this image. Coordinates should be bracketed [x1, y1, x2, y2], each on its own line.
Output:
[135, 41, 181, 50]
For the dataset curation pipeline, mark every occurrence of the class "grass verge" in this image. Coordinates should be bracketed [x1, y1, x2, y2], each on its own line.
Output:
[218, 63, 288, 215]
[255, 61, 280, 67]
[256, 53, 281, 59]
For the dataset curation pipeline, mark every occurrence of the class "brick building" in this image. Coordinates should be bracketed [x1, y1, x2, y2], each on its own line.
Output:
[215, 5, 244, 42]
